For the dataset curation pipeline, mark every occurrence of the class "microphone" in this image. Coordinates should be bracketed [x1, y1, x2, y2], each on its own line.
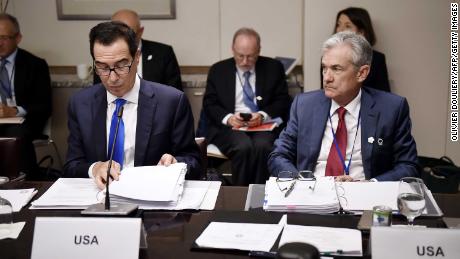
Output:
[82, 105, 138, 216]
[105, 106, 124, 210]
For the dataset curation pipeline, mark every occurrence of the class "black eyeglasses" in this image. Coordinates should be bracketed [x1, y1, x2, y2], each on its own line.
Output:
[276, 170, 317, 197]
[93, 60, 134, 77]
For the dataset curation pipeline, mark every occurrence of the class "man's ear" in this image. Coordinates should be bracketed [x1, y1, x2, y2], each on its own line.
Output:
[356, 64, 370, 83]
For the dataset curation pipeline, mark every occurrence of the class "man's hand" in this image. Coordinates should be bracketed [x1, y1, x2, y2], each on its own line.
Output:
[227, 112, 263, 128]
[227, 113, 246, 127]
[0, 104, 18, 118]
[158, 153, 177, 166]
[92, 161, 121, 190]
[334, 175, 355, 182]
[247, 112, 263, 127]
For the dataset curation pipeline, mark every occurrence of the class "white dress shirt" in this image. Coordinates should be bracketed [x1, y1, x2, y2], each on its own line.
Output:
[88, 75, 140, 177]
[314, 90, 364, 180]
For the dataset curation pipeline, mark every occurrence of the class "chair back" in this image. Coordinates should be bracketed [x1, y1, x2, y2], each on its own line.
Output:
[0, 137, 22, 179]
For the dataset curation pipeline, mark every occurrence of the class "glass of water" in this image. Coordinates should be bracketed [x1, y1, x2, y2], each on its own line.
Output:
[397, 177, 426, 226]
[0, 196, 13, 235]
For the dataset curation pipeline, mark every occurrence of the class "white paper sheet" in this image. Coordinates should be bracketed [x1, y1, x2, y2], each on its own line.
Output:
[195, 222, 283, 252]
[279, 225, 362, 256]
[30, 178, 100, 209]
[0, 189, 37, 212]
[109, 163, 186, 202]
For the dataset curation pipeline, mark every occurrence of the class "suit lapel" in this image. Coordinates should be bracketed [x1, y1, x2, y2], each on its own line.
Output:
[224, 60, 237, 111]
[360, 88, 378, 179]
[92, 86, 108, 161]
[13, 49, 25, 99]
[309, 95, 330, 169]
[255, 62, 265, 107]
[134, 80, 157, 165]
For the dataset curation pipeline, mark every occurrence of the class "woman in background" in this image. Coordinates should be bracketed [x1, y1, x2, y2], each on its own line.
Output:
[322, 7, 390, 92]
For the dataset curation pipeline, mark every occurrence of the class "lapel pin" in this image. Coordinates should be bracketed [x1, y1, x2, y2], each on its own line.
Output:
[368, 137, 374, 144]
[256, 96, 263, 101]
[147, 55, 153, 61]
[378, 138, 383, 146]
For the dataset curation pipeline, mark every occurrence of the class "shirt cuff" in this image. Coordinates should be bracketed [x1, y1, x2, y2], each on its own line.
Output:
[222, 113, 233, 126]
[88, 162, 97, 178]
[257, 111, 270, 122]
[15, 106, 26, 117]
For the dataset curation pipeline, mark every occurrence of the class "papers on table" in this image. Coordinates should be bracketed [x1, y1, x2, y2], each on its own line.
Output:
[264, 177, 340, 213]
[30, 175, 221, 211]
[30, 178, 100, 209]
[0, 189, 37, 212]
[194, 215, 361, 256]
[0, 222, 26, 240]
[279, 225, 362, 256]
[195, 215, 286, 252]
[0, 116, 24, 124]
[263, 178, 443, 216]
[109, 163, 187, 206]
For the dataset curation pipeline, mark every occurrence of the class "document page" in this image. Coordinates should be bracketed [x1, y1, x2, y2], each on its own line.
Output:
[30, 178, 100, 209]
[0, 189, 37, 212]
[109, 163, 186, 202]
[279, 225, 362, 256]
[340, 182, 399, 211]
[195, 222, 283, 252]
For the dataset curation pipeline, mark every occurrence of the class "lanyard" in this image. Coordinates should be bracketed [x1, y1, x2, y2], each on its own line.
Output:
[328, 110, 361, 175]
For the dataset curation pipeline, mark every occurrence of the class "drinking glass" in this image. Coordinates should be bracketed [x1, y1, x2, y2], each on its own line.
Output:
[397, 177, 426, 225]
[0, 196, 13, 235]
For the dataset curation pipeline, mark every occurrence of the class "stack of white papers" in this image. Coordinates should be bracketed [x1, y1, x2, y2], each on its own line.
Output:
[264, 177, 340, 213]
[31, 178, 100, 209]
[30, 175, 221, 211]
[109, 163, 187, 207]
[279, 225, 362, 256]
[0, 189, 37, 212]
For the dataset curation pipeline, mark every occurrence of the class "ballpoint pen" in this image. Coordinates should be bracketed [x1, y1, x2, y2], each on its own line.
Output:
[284, 180, 296, 197]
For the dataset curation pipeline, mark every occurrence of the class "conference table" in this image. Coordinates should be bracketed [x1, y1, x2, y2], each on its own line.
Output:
[1, 181, 459, 258]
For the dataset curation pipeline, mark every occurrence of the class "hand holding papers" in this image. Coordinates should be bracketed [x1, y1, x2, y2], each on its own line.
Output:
[232, 117, 283, 132]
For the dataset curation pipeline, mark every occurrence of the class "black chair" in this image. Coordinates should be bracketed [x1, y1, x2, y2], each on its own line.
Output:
[0, 137, 26, 182]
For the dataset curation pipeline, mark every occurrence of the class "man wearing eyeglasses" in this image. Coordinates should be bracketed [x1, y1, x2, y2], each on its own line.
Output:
[203, 27, 290, 185]
[63, 22, 201, 189]
[93, 9, 182, 91]
[268, 32, 418, 182]
[0, 14, 52, 175]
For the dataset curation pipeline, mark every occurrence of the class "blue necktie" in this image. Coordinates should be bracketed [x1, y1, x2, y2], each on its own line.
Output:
[242, 71, 258, 112]
[108, 98, 126, 168]
[0, 59, 11, 103]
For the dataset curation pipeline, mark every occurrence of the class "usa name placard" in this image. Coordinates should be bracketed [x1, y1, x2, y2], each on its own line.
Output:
[31, 217, 141, 259]
[371, 227, 460, 259]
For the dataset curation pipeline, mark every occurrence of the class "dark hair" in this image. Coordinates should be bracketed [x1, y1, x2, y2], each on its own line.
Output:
[89, 21, 138, 59]
[0, 13, 20, 34]
[335, 7, 376, 46]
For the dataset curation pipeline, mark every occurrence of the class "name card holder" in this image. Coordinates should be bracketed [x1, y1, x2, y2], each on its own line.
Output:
[371, 226, 460, 259]
[31, 217, 142, 259]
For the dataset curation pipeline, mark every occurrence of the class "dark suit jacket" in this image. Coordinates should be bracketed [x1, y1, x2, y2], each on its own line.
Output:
[12, 48, 52, 138]
[321, 50, 390, 92]
[203, 56, 291, 140]
[94, 39, 182, 91]
[63, 79, 201, 179]
[268, 87, 418, 181]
